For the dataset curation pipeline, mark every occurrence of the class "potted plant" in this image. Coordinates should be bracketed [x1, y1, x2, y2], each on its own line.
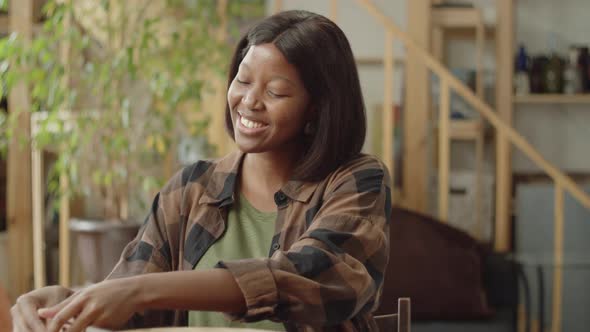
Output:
[0, 0, 264, 283]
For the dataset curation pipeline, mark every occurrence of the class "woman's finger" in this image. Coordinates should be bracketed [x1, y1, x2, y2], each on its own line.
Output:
[12, 298, 46, 332]
[62, 306, 98, 332]
[37, 290, 79, 320]
[46, 296, 83, 332]
[10, 305, 29, 332]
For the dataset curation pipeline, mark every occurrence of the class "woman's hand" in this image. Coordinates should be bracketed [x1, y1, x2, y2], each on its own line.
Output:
[10, 285, 73, 332]
[39, 278, 143, 332]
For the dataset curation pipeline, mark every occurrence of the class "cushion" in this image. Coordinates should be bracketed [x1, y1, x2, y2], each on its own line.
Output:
[376, 207, 493, 320]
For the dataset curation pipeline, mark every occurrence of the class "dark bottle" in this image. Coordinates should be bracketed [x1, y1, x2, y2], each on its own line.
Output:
[579, 47, 590, 92]
[530, 56, 549, 93]
[545, 52, 564, 94]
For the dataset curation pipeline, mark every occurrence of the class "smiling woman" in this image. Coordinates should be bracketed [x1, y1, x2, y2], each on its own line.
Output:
[11, 10, 391, 332]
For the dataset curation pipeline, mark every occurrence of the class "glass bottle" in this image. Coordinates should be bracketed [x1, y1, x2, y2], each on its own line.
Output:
[579, 47, 590, 92]
[563, 46, 582, 94]
[545, 52, 564, 94]
[514, 45, 530, 95]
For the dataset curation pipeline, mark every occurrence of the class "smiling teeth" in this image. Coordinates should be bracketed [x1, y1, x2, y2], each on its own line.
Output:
[240, 116, 264, 129]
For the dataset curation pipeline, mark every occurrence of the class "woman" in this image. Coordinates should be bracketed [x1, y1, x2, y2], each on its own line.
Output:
[12, 10, 391, 332]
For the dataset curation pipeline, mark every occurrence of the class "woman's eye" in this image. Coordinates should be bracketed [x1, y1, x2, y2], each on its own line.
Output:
[267, 90, 285, 98]
[236, 78, 249, 84]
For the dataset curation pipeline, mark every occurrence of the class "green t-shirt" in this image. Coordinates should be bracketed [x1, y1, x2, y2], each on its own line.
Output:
[188, 193, 284, 331]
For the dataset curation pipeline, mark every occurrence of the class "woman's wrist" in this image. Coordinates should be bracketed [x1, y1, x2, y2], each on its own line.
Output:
[134, 273, 159, 311]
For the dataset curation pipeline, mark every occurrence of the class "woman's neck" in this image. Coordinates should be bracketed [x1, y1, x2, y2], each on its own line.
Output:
[241, 150, 299, 194]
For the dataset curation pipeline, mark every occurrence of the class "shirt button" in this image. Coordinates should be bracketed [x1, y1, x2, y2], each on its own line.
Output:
[274, 191, 287, 205]
[272, 243, 281, 251]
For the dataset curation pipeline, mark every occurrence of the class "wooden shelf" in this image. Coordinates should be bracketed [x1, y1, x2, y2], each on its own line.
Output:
[449, 119, 484, 140]
[355, 56, 405, 67]
[513, 94, 590, 104]
[431, 7, 485, 29]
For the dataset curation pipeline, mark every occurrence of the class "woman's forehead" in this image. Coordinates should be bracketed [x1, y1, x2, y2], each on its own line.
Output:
[242, 44, 297, 74]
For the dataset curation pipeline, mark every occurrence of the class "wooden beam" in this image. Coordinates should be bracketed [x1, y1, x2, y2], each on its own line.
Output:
[431, 7, 483, 28]
[449, 119, 484, 140]
[7, 0, 34, 300]
[495, 0, 514, 252]
[355, 56, 405, 67]
[58, 0, 72, 288]
[551, 184, 564, 332]
[330, 0, 338, 23]
[382, 30, 394, 190]
[273, 0, 283, 14]
[475, 20, 485, 98]
[58, 172, 70, 286]
[403, 0, 430, 213]
[513, 94, 590, 104]
[438, 79, 450, 222]
[31, 144, 45, 289]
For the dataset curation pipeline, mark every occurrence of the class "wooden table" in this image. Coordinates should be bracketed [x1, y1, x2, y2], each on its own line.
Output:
[123, 328, 277, 332]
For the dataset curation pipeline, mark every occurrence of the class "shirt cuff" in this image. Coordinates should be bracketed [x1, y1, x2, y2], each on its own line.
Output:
[216, 258, 279, 322]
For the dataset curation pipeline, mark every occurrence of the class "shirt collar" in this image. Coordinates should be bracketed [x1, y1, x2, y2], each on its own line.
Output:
[198, 150, 320, 206]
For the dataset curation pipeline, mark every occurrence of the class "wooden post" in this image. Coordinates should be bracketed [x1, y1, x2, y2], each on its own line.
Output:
[438, 79, 450, 221]
[59, 173, 70, 287]
[273, 0, 283, 14]
[330, 0, 338, 23]
[31, 140, 46, 289]
[7, 0, 34, 300]
[404, 0, 431, 213]
[552, 184, 564, 332]
[475, 16, 485, 98]
[383, 30, 394, 190]
[474, 130, 485, 240]
[494, 0, 514, 252]
[58, 0, 73, 288]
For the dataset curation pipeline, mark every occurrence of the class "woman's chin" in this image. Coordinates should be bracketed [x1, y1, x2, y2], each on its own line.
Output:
[235, 141, 265, 154]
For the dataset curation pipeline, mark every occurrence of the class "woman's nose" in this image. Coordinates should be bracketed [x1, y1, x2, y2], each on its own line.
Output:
[242, 88, 263, 110]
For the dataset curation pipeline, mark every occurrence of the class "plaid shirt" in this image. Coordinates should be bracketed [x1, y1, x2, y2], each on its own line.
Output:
[107, 150, 392, 331]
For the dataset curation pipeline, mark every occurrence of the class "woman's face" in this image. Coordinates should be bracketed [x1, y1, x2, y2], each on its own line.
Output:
[227, 43, 311, 155]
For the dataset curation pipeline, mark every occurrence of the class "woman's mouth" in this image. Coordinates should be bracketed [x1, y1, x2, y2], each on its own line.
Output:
[237, 113, 269, 135]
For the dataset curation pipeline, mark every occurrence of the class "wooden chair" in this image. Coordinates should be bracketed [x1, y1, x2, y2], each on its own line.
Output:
[374, 298, 411, 332]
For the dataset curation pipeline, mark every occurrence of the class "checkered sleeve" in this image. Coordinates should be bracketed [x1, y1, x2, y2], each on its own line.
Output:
[105, 166, 188, 327]
[219, 157, 392, 326]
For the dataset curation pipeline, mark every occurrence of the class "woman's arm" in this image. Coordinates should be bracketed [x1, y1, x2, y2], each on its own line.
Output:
[137, 269, 246, 313]
[41, 269, 246, 332]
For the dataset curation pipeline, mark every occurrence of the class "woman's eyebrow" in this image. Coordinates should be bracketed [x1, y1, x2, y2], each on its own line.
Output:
[240, 62, 296, 87]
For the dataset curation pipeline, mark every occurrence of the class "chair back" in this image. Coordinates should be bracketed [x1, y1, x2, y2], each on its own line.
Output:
[374, 298, 411, 332]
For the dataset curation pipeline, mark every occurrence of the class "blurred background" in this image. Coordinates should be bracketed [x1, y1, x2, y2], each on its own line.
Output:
[0, 1, 589, 331]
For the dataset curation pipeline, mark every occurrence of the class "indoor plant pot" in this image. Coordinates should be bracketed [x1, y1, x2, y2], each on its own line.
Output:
[69, 218, 141, 283]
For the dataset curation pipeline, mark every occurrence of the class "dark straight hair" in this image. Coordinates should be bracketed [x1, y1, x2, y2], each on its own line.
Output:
[225, 10, 366, 182]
